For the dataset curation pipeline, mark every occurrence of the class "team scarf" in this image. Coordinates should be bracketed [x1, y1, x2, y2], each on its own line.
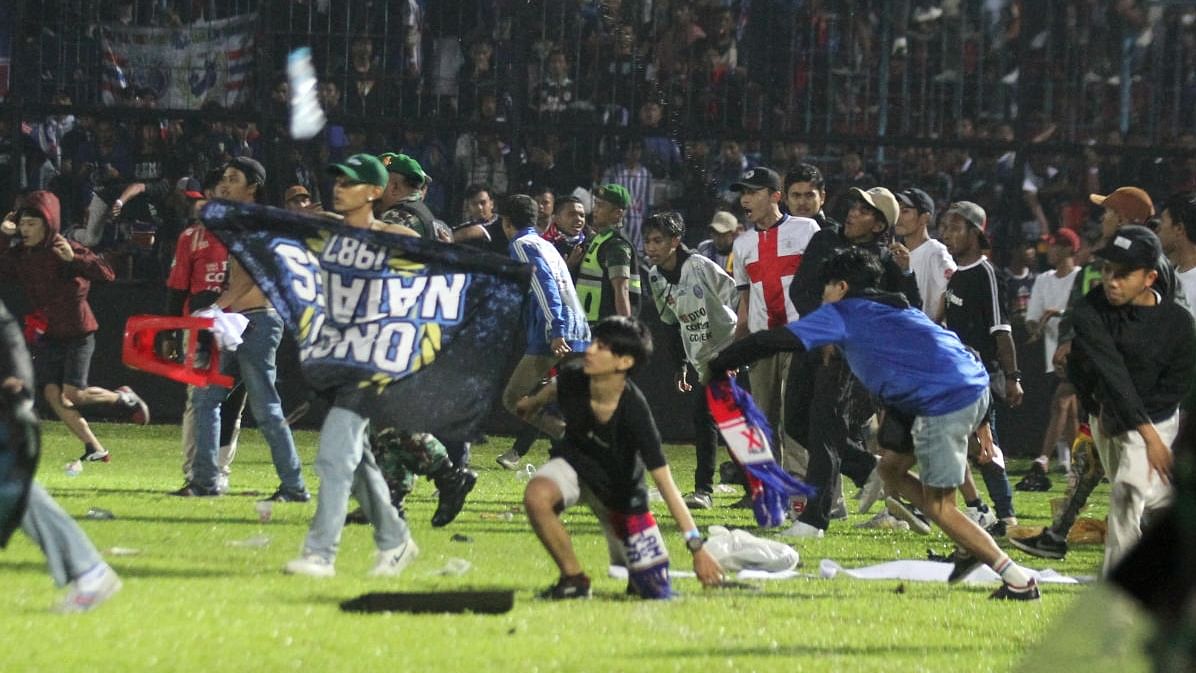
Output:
[707, 377, 816, 528]
[200, 201, 529, 443]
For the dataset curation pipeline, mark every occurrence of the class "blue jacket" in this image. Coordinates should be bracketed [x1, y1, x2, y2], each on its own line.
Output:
[509, 228, 590, 355]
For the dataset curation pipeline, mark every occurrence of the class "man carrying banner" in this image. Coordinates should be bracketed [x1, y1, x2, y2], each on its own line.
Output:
[285, 154, 420, 577]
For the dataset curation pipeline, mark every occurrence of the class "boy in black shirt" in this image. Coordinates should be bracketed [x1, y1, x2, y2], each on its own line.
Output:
[519, 317, 723, 599]
[1067, 225, 1195, 574]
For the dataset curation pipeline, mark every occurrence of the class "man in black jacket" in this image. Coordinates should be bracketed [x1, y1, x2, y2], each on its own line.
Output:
[780, 186, 919, 536]
[1068, 225, 1196, 575]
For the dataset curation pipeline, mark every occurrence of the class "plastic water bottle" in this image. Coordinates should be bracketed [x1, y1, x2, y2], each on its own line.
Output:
[287, 47, 326, 140]
[64, 460, 83, 476]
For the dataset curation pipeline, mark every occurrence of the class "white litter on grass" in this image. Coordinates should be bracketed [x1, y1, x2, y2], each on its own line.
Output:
[713, 484, 738, 494]
[431, 558, 472, 576]
[227, 534, 271, 548]
[818, 559, 1082, 585]
[103, 547, 141, 556]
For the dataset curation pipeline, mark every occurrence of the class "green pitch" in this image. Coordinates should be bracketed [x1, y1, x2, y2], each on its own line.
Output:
[0, 423, 1152, 672]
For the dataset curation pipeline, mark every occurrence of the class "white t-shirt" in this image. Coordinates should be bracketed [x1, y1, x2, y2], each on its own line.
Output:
[1025, 266, 1079, 372]
[732, 214, 820, 332]
[908, 238, 956, 323]
[1177, 267, 1196, 320]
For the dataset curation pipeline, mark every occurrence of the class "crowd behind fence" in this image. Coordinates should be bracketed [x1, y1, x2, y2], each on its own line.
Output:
[3, 0, 1196, 272]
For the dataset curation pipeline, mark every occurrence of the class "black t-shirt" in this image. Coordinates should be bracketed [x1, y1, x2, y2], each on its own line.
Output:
[944, 257, 1010, 370]
[552, 360, 666, 512]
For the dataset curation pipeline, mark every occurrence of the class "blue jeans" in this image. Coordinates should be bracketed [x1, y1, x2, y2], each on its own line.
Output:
[192, 309, 305, 493]
[303, 406, 410, 561]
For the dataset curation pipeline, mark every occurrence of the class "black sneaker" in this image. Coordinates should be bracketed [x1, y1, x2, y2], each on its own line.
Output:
[990, 578, 1041, 601]
[1009, 529, 1069, 560]
[946, 547, 982, 583]
[431, 467, 477, 527]
[261, 488, 312, 503]
[80, 446, 111, 462]
[1014, 464, 1052, 492]
[169, 482, 221, 497]
[728, 493, 754, 509]
[345, 507, 369, 525]
[539, 573, 592, 600]
[985, 518, 1007, 538]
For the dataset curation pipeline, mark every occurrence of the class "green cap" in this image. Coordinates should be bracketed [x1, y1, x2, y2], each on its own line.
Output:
[378, 152, 427, 185]
[327, 153, 389, 189]
[595, 184, 631, 209]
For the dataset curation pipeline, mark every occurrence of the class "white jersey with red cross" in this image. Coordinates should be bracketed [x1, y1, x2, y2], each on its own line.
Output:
[731, 214, 820, 332]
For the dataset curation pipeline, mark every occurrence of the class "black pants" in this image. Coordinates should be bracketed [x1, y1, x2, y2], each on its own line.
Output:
[692, 381, 720, 494]
[785, 349, 877, 530]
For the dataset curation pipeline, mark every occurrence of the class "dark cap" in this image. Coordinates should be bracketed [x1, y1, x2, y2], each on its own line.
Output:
[284, 185, 312, 203]
[730, 167, 783, 193]
[226, 156, 266, 186]
[1095, 225, 1162, 269]
[498, 194, 539, 229]
[327, 153, 389, 189]
[595, 184, 631, 209]
[944, 200, 989, 247]
[896, 187, 935, 217]
[378, 152, 427, 185]
[176, 176, 205, 200]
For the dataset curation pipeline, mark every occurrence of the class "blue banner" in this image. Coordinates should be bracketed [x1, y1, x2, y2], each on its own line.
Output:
[200, 202, 529, 442]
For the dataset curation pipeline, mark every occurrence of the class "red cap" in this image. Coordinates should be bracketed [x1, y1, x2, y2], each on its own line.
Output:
[1048, 228, 1080, 253]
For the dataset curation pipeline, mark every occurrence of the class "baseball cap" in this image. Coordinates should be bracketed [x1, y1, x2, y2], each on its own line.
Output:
[1090, 187, 1154, 224]
[176, 176, 205, 200]
[595, 184, 631, 209]
[284, 185, 311, 203]
[497, 194, 538, 229]
[226, 156, 266, 186]
[1095, 225, 1162, 269]
[1048, 228, 1080, 253]
[944, 201, 987, 232]
[327, 153, 389, 189]
[709, 211, 739, 234]
[730, 167, 783, 193]
[378, 152, 427, 185]
[896, 187, 935, 218]
[850, 187, 899, 227]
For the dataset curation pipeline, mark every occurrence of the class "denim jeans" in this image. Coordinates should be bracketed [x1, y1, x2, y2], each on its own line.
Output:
[21, 482, 104, 586]
[191, 309, 305, 493]
[303, 406, 411, 561]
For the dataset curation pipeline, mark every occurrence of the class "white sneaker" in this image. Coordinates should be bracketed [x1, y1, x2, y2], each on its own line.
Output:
[856, 510, 910, 531]
[964, 505, 998, 530]
[779, 520, 824, 538]
[857, 469, 884, 514]
[55, 563, 122, 613]
[284, 554, 335, 577]
[368, 539, 420, 577]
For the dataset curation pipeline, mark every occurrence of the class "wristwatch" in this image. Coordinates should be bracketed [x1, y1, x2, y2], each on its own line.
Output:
[684, 529, 705, 553]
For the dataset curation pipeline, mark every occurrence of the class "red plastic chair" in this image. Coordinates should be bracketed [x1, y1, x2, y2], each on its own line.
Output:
[122, 315, 235, 388]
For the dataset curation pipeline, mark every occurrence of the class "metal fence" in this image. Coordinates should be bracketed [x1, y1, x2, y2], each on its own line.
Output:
[3, 0, 1196, 258]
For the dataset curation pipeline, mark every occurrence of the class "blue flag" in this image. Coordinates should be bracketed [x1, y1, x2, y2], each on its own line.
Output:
[200, 202, 529, 443]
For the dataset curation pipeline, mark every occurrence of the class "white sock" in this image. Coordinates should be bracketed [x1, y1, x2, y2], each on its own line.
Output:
[1056, 441, 1071, 470]
[1033, 456, 1049, 468]
[992, 554, 1033, 588]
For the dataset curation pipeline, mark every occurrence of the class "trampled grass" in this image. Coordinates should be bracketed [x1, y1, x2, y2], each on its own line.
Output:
[0, 422, 1147, 673]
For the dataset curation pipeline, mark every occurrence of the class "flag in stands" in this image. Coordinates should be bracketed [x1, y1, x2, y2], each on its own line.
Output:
[99, 13, 256, 108]
[200, 201, 530, 443]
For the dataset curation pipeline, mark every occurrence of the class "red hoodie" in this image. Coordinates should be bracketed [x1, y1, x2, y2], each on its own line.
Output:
[0, 191, 114, 339]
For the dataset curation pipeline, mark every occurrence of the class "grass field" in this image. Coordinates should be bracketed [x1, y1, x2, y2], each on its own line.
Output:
[0, 422, 1154, 673]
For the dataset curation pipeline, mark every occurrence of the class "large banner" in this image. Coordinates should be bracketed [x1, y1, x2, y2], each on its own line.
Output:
[200, 202, 530, 443]
[101, 14, 256, 108]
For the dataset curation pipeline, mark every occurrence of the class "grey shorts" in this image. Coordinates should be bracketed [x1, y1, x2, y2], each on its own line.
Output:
[533, 458, 628, 565]
[34, 333, 95, 389]
[912, 388, 991, 489]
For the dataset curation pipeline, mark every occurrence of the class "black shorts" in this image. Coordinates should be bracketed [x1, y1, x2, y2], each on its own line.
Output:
[34, 333, 95, 389]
